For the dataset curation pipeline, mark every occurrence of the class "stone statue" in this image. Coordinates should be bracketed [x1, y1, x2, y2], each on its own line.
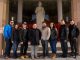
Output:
[35, 1, 45, 29]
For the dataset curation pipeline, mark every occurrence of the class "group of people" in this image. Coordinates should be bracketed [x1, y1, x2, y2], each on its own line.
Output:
[3, 20, 79, 59]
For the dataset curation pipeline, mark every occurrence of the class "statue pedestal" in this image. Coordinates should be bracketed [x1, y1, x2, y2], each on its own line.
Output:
[37, 20, 43, 30]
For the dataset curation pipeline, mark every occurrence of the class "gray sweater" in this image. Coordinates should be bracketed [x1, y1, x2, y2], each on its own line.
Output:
[41, 27, 51, 40]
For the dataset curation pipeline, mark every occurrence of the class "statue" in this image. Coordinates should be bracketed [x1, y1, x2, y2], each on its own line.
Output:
[35, 1, 45, 29]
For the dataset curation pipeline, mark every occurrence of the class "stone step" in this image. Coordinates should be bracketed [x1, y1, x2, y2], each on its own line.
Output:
[9, 42, 71, 54]
[18, 41, 70, 48]
[17, 42, 71, 50]
[11, 50, 71, 53]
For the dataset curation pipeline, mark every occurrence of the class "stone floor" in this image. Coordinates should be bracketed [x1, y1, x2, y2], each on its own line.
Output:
[0, 42, 79, 60]
[0, 56, 80, 60]
[0, 58, 80, 60]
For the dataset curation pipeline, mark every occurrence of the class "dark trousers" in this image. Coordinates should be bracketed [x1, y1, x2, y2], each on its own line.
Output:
[20, 41, 28, 56]
[12, 41, 19, 57]
[4, 39, 12, 57]
[50, 39, 57, 54]
[41, 40, 49, 57]
[60, 39, 68, 57]
[69, 38, 77, 57]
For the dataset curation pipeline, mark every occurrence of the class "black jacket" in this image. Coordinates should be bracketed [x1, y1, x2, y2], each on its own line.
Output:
[20, 28, 29, 42]
[13, 28, 20, 43]
[59, 25, 67, 40]
[50, 27, 58, 40]
[30, 29, 41, 45]
[69, 24, 79, 38]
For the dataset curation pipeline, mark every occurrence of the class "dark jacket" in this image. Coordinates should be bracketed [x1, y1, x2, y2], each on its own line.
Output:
[30, 29, 41, 45]
[50, 27, 58, 40]
[69, 24, 74, 38]
[20, 28, 29, 42]
[13, 28, 20, 43]
[59, 25, 67, 40]
[69, 24, 79, 38]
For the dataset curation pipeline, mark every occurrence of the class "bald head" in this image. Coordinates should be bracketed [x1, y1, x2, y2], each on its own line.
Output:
[33, 24, 37, 29]
[61, 20, 65, 25]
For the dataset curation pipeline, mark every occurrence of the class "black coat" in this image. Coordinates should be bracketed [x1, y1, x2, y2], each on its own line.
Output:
[13, 29, 20, 43]
[30, 29, 41, 45]
[69, 24, 79, 38]
[59, 25, 67, 40]
[50, 27, 58, 40]
[68, 24, 73, 38]
[20, 28, 29, 42]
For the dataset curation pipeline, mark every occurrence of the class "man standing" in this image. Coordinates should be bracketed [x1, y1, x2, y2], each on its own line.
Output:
[41, 22, 51, 58]
[69, 20, 79, 58]
[59, 20, 68, 58]
[20, 22, 29, 59]
[3, 20, 14, 58]
[30, 23, 41, 59]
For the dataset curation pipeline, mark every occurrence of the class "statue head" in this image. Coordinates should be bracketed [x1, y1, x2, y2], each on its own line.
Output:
[38, 1, 42, 7]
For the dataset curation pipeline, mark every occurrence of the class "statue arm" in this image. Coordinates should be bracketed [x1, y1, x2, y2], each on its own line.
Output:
[43, 8, 45, 16]
[35, 8, 38, 14]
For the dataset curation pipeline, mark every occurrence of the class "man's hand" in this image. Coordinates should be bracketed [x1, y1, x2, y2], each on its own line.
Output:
[20, 42, 23, 44]
[12, 41, 13, 43]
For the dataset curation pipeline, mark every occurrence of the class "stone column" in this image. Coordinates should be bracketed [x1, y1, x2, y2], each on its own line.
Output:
[17, 0, 23, 23]
[0, 0, 8, 56]
[71, 0, 80, 55]
[57, 0, 63, 22]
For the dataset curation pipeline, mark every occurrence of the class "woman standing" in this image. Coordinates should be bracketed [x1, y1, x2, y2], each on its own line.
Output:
[49, 22, 58, 59]
[12, 24, 20, 58]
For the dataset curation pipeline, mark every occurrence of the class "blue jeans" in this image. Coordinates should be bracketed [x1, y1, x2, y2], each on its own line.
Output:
[4, 39, 12, 57]
[12, 41, 19, 57]
[41, 40, 49, 57]
[50, 39, 57, 54]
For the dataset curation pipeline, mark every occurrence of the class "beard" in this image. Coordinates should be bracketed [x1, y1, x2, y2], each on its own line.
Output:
[42, 26, 46, 29]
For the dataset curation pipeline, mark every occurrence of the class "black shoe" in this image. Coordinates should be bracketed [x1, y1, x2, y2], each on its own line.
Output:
[62, 54, 67, 58]
[35, 56, 39, 59]
[72, 55, 76, 58]
[4, 56, 10, 59]
[13, 57, 17, 59]
[40, 56, 45, 58]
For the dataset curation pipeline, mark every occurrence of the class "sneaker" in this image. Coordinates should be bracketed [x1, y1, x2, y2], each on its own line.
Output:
[62, 54, 67, 58]
[45, 56, 49, 58]
[4, 56, 10, 59]
[24, 55, 29, 58]
[20, 56, 25, 59]
[35, 56, 39, 59]
[52, 56, 56, 59]
[72, 55, 76, 58]
[32, 56, 35, 60]
[52, 54, 56, 59]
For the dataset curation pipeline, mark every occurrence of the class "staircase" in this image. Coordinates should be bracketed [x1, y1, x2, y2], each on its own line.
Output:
[10, 41, 71, 54]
